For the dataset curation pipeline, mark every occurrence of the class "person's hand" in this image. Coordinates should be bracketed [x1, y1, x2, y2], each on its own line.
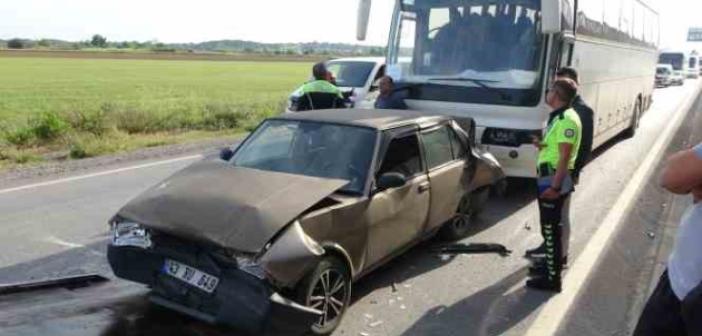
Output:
[531, 135, 546, 150]
[540, 187, 560, 200]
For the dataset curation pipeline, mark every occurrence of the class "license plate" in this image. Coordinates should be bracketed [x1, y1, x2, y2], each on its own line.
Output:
[163, 259, 219, 294]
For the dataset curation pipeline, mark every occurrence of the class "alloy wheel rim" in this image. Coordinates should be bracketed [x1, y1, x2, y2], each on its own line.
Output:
[308, 269, 347, 329]
[451, 197, 472, 231]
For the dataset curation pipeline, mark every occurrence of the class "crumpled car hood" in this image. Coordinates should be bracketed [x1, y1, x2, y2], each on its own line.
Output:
[117, 160, 348, 253]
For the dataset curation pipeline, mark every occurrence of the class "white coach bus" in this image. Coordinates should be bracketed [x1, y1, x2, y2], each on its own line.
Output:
[357, 0, 659, 177]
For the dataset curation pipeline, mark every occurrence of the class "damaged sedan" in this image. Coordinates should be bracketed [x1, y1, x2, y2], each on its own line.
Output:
[107, 108, 505, 335]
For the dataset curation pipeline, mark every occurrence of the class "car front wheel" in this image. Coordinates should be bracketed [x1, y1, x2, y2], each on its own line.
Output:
[440, 187, 489, 241]
[296, 256, 351, 336]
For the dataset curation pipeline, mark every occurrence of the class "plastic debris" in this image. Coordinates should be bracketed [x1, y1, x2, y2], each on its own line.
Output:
[360, 332, 370, 336]
[364, 313, 373, 320]
[400, 304, 407, 310]
[647, 232, 656, 239]
[369, 320, 384, 328]
[403, 283, 412, 288]
[434, 243, 512, 257]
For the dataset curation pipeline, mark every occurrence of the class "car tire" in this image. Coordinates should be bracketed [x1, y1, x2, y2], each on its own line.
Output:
[623, 99, 641, 139]
[440, 187, 489, 241]
[296, 256, 352, 336]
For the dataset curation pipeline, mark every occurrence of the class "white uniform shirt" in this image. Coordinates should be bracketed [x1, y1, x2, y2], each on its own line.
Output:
[668, 143, 702, 300]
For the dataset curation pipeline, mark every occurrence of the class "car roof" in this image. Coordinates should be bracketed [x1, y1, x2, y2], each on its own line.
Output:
[274, 109, 449, 130]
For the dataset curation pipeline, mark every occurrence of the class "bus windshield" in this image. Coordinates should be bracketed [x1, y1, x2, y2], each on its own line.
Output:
[388, 0, 544, 97]
[659, 53, 684, 71]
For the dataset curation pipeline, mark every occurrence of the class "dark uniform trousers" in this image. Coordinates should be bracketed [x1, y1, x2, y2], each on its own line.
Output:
[634, 270, 702, 336]
[537, 193, 570, 283]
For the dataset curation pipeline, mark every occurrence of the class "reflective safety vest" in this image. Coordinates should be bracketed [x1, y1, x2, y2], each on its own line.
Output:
[292, 80, 343, 98]
[537, 107, 582, 171]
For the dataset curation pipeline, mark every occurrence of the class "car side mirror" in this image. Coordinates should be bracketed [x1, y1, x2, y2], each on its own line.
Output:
[220, 148, 234, 161]
[377, 172, 407, 190]
[370, 84, 379, 92]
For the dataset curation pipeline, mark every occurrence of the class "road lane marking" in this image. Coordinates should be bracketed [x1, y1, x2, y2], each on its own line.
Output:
[525, 84, 701, 336]
[0, 154, 202, 195]
[43, 236, 85, 249]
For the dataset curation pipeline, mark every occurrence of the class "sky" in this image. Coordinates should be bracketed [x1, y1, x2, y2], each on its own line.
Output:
[0, 0, 700, 50]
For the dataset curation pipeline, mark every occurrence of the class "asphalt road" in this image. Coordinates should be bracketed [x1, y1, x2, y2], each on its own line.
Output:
[0, 81, 700, 336]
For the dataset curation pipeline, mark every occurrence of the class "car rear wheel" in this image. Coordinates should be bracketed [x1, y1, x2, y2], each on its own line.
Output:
[440, 187, 489, 241]
[296, 256, 351, 336]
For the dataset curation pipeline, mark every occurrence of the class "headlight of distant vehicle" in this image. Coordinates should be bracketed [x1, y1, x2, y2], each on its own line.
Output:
[111, 221, 152, 249]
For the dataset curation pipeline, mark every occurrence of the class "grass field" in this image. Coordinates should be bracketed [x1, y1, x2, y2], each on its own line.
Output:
[0, 55, 312, 167]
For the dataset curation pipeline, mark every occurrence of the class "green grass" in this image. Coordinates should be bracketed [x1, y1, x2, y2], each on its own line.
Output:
[0, 56, 310, 167]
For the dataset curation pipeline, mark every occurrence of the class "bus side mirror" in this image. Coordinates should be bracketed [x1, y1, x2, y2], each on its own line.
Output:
[357, 0, 372, 41]
[541, 0, 562, 34]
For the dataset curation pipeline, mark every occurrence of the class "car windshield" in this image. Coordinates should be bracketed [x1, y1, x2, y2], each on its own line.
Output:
[327, 61, 376, 88]
[388, 0, 544, 90]
[656, 68, 669, 75]
[231, 120, 377, 194]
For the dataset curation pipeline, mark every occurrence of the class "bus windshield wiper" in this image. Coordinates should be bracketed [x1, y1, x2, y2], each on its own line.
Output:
[427, 77, 511, 101]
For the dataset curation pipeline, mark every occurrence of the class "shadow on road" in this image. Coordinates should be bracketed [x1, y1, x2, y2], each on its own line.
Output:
[400, 267, 552, 336]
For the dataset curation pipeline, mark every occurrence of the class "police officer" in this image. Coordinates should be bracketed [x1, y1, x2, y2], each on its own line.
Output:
[526, 78, 582, 292]
[290, 62, 344, 110]
[525, 67, 594, 262]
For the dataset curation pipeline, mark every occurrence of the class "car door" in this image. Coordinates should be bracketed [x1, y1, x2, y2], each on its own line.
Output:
[421, 123, 469, 233]
[365, 130, 430, 266]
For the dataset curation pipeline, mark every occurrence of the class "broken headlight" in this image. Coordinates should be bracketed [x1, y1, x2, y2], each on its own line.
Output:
[229, 252, 265, 280]
[111, 222, 152, 249]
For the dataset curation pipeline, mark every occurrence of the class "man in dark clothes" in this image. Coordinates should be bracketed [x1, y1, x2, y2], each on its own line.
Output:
[374, 76, 408, 110]
[556, 67, 594, 183]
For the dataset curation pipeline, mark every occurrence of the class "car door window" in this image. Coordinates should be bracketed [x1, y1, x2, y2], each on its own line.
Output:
[377, 134, 423, 178]
[448, 127, 467, 159]
[422, 126, 454, 169]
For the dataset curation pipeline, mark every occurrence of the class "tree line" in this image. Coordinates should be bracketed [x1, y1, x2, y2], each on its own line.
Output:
[0, 35, 385, 57]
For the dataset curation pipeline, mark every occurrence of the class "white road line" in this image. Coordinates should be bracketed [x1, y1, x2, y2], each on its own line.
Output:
[525, 84, 701, 336]
[0, 154, 202, 195]
[43, 236, 85, 249]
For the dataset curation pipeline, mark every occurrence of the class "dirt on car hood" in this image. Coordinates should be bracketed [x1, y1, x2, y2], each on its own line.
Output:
[117, 160, 348, 253]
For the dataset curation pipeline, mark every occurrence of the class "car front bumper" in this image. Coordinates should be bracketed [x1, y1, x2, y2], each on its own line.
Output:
[107, 244, 319, 335]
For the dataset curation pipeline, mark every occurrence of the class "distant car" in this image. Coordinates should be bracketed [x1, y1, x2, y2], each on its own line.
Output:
[688, 55, 700, 79]
[670, 70, 685, 86]
[655, 64, 674, 88]
[107, 109, 505, 336]
[287, 57, 385, 112]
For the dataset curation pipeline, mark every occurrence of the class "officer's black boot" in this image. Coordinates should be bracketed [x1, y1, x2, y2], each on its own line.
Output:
[528, 255, 568, 275]
[526, 275, 562, 292]
[526, 219, 563, 293]
[524, 242, 546, 258]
